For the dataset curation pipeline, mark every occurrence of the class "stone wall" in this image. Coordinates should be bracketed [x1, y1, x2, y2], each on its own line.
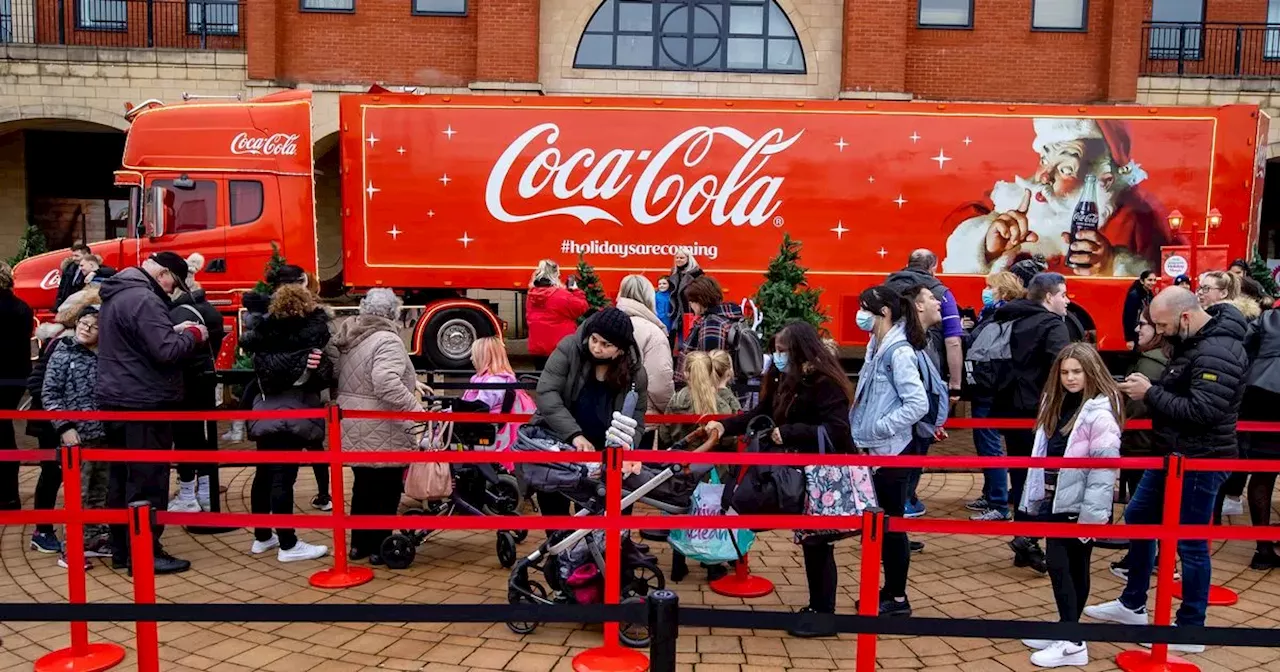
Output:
[1137, 75, 1280, 157]
[0, 132, 27, 256]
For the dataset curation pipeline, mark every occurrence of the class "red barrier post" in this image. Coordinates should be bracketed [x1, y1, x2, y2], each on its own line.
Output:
[856, 507, 885, 672]
[128, 503, 160, 672]
[1116, 455, 1199, 672]
[573, 446, 648, 672]
[34, 445, 126, 672]
[310, 405, 374, 589]
[709, 437, 775, 599]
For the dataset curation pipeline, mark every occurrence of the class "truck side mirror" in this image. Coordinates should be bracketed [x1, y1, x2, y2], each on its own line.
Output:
[147, 185, 169, 238]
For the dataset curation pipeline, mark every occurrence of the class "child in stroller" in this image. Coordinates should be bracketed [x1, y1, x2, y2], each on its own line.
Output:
[379, 396, 526, 570]
[505, 425, 708, 648]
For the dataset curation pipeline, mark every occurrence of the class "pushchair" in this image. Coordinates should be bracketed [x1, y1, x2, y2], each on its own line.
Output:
[505, 426, 710, 647]
[380, 396, 526, 570]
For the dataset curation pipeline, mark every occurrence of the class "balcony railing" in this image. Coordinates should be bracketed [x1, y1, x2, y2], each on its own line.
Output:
[1, 0, 244, 50]
[1142, 21, 1280, 78]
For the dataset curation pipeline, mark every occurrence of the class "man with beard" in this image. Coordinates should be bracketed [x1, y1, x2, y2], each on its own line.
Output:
[942, 118, 1179, 277]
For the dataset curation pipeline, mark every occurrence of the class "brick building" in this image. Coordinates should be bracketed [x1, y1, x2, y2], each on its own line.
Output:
[3, 0, 1280, 264]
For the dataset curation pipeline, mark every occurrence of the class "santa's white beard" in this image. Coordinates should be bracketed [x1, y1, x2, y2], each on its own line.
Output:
[989, 176, 1119, 261]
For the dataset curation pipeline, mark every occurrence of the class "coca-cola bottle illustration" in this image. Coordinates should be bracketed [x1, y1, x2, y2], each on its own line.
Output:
[1068, 174, 1101, 269]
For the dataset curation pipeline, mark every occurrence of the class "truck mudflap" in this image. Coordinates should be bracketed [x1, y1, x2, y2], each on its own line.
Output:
[410, 299, 504, 369]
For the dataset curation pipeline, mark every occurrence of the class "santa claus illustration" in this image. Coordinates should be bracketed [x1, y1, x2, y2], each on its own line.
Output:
[942, 118, 1181, 277]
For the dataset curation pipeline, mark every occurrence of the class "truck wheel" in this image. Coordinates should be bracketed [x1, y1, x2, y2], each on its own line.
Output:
[423, 308, 493, 369]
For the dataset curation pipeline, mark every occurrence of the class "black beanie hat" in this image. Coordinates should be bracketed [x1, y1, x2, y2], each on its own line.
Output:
[586, 307, 635, 349]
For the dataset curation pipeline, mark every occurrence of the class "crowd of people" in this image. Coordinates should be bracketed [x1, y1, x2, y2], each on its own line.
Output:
[2, 243, 1279, 670]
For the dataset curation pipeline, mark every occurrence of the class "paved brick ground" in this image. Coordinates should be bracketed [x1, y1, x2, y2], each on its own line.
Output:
[4, 432, 1280, 671]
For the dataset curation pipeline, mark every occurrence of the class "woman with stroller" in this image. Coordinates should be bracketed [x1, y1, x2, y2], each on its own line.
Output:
[527, 308, 649, 517]
[335, 288, 426, 566]
[703, 321, 854, 638]
[239, 283, 335, 563]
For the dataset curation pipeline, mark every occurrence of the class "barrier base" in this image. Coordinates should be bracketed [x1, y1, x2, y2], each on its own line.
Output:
[1116, 650, 1201, 672]
[309, 566, 375, 589]
[1171, 581, 1238, 606]
[34, 643, 127, 672]
[710, 572, 775, 598]
[572, 645, 649, 672]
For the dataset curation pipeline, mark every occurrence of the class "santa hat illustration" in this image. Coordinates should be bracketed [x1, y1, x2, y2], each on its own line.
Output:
[1031, 118, 1148, 189]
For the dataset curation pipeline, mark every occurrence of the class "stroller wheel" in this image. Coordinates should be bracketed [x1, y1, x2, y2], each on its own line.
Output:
[618, 596, 650, 648]
[497, 532, 518, 569]
[512, 529, 529, 544]
[507, 580, 547, 635]
[380, 534, 416, 570]
[623, 561, 666, 599]
[484, 474, 522, 516]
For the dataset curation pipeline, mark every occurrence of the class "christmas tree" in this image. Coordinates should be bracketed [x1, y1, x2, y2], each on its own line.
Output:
[253, 241, 287, 294]
[7, 222, 48, 266]
[756, 233, 828, 340]
[1248, 253, 1279, 297]
[573, 252, 611, 319]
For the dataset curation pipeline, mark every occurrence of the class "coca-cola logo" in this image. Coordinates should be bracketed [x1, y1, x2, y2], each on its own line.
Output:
[485, 123, 801, 227]
[230, 132, 299, 156]
[39, 269, 60, 291]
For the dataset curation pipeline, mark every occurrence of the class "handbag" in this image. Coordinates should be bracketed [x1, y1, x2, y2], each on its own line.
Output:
[796, 427, 877, 545]
[668, 470, 756, 564]
[403, 412, 454, 502]
[724, 416, 806, 518]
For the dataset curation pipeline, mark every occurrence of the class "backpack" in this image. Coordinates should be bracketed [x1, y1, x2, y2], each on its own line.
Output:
[884, 340, 950, 439]
[965, 318, 1016, 396]
[724, 320, 764, 382]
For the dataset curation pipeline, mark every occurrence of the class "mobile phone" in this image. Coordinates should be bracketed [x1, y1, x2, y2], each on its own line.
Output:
[959, 307, 978, 321]
[568, 277, 578, 289]
[1112, 375, 1129, 383]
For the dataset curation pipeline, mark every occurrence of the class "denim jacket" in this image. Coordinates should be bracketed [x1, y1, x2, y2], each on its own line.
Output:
[849, 322, 928, 455]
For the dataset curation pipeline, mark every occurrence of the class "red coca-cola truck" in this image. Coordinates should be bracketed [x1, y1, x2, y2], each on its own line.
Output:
[11, 90, 1269, 368]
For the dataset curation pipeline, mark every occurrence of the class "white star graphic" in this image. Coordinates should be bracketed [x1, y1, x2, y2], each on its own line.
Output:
[932, 149, 951, 169]
[909, 131, 921, 143]
[366, 182, 380, 199]
[458, 232, 474, 248]
[397, 146, 406, 155]
[443, 125, 457, 140]
[439, 174, 452, 186]
[963, 136, 973, 146]
[366, 133, 379, 147]
[427, 210, 435, 218]
[834, 137, 848, 152]
[893, 194, 907, 208]
[831, 221, 849, 239]
[877, 247, 888, 259]
[388, 225, 402, 239]
[867, 176, 875, 184]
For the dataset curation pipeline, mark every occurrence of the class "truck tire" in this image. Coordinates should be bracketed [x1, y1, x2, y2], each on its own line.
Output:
[422, 308, 494, 370]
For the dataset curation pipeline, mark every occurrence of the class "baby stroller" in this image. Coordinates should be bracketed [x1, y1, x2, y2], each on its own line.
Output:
[380, 396, 526, 570]
[505, 426, 709, 647]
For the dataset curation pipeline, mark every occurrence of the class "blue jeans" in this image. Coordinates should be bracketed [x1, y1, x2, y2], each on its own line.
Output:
[972, 398, 1008, 512]
[906, 434, 933, 506]
[1119, 468, 1227, 628]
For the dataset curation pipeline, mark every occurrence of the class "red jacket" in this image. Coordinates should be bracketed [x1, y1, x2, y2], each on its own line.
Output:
[528, 286, 589, 356]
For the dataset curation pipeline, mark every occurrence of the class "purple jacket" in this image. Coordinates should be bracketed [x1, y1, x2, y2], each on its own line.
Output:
[95, 267, 201, 409]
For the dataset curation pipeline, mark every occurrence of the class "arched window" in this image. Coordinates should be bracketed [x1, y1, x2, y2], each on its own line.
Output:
[574, 0, 805, 74]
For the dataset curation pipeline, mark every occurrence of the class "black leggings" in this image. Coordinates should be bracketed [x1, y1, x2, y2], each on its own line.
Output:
[873, 466, 910, 599]
[33, 432, 61, 534]
[803, 542, 837, 613]
[1045, 527, 1093, 629]
[1249, 472, 1279, 553]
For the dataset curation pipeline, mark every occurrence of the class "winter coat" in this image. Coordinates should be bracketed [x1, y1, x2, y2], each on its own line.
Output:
[658, 386, 740, 448]
[1242, 310, 1280, 457]
[334, 314, 423, 464]
[0, 288, 33, 384]
[655, 291, 674, 333]
[41, 336, 104, 441]
[528, 316, 649, 444]
[53, 257, 85, 312]
[615, 297, 674, 413]
[849, 322, 929, 455]
[1019, 395, 1121, 525]
[988, 299, 1071, 417]
[720, 367, 854, 455]
[241, 306, 335, 442]
[667, 261, 704, 328]
[462, 372, 520, 414]
[1144, 302, 1249, 459]
[1120, 347, 1168, 457]
[95, 267, 203, 409]
[527, 284, 589, 357]
[169, 289, 226, 410]
[1123, 281, 1152, 344]
[684, 302, 744, 355]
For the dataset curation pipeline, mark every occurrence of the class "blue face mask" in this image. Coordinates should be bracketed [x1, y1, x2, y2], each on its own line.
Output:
[981, 288, 997, 306]
[855, 309, 876, 332]
[772, 352, 789, 372]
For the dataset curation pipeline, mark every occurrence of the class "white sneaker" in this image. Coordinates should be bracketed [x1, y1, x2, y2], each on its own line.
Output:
[167, 497, 201, 513]
[221, 422, 246, 442]
[250, 535, 279, 555]
[196, 476, 211, 512]
[1022, 639, 1055, 650]
[278, 541, 328, 563]
[1140, 641, 1206, 654]
[1083, 599, 1148, 626]
[1222, 496, 1244, 516]
[1030, 641, 1087, 668]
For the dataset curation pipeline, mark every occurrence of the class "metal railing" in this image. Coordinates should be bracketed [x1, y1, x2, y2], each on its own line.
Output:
[1142, 21, 1280, 78]
[0, 0, 244, 50]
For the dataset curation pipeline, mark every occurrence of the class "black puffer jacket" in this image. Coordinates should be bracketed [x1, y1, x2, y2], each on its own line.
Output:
[1144, 303, 1249, 459]
[1241, 309, 1280, 456]
[169, 289, 226, 410]
[238, 305, 335, 441]
[989, 299, 1071, 417]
